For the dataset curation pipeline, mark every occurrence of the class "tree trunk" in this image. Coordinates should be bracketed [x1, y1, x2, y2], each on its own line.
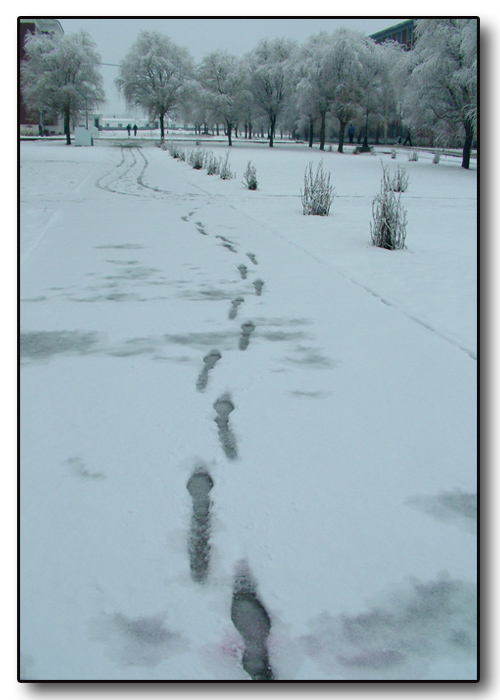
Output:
[337, 119, 346, 153]
[462, 117, 474, 170]
[361, 108, 370, 152]
[160, 113, 165, 142]
[269, 115, 276, 147]
[249, 122, 252, 140]
[64, 109, 71, 145]
[308, 116, 314, 148]
[227, 121, 232, 147]
[319, 111, 326, 151]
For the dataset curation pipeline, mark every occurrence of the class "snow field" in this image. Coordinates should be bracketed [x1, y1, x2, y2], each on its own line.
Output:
[20, 139, 476, 680]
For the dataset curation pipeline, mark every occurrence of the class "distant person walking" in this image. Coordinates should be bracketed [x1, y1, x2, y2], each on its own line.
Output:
[348, 124, 355, 144]
[403, 128, 412, 147]
[126, 123, 131, 137]
[133, 124, 138, 136]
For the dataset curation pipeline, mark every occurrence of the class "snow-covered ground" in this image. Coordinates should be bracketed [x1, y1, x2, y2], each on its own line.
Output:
[20, 137, 477, 681]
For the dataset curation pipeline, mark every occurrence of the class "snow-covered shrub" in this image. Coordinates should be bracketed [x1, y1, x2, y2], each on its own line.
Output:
[301, 161, 335, 216]
[370, 182, 407, 250]
[188, 148, 206, 170]
[243, 161, 258, 190]
[433, 152, 442, 164]
[382, 163, 409, 193]
[391, 149, 397, 159]
[178, 149, 186, 162]
[168, 142, 185, 160]
[205, 152, 220, 175]
[408, 150, 419, 162]
[219, 152, 235, 180]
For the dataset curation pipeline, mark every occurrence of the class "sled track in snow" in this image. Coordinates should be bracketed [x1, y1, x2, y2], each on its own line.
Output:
[95, 146, 171, 198]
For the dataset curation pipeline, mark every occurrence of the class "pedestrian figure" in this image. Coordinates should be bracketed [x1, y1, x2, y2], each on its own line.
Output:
[126, 123, 131, 136]
[403, 129, 412, 147]
[133, 124, 137, 136]
[348, 124, 355, 144]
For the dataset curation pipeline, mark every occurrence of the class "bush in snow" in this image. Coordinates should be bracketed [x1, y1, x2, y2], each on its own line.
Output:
[371, 176, 408, 251]
[391, 149, 397, 159]
[433, 152, 442, 164]
[242, 161, 258, 190]
[382, 163, 409, 193]
[219, 152, 235, 180]
[168, 142, 185, 159]
[205, 152, 220, 175]
[301, 161, 335, 216]
[188, 148, 206, 170]
[408, 150, 419, 162]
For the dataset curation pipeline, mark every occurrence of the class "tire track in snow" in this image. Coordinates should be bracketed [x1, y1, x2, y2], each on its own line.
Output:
[95, 146, 170, 198]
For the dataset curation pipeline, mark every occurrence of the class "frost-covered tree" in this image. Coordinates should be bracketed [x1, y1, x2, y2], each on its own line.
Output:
[248, 38, 298, 147]
[296, 33, 336, 151]
[116, 31, 193, 142]
[357, 38, 385, 151]
[373, 39, 405, 145]
[21, 30, 105, 145]
[326, 29, 367, 153]
[403, 19, 477, 169]
[197, 51, 246, 146]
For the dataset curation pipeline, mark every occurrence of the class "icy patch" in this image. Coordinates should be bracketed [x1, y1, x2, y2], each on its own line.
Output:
[94, 244, 144, 250]
[90, 612, 186, 667]
[289, 390, 333, 399]
[406, 490, 477, 534]
[20, 331, 100, 361]
[64, 457, 105, 481]
[300, 574, 477, 680]
[285, 345, 333, 369]
[163, 331, 235, 349]
[231, 561, 274, 680]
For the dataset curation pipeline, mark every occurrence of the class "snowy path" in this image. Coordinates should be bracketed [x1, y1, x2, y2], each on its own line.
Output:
[20, 140, 476, 680]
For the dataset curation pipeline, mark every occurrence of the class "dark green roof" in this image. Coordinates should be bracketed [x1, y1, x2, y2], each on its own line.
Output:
[370, 19, 414, 41]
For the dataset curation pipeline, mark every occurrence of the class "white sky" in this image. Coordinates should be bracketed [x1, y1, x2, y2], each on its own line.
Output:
[59, 17, 405, 116]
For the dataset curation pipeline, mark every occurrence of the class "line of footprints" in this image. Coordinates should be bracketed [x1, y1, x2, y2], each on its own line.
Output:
[184, 218, 273, 680]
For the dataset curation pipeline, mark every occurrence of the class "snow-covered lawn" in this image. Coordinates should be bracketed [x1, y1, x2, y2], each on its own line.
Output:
[20, 137, 477, 681]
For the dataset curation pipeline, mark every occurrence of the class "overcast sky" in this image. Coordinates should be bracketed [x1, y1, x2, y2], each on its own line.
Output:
[59, 17, 406, 116]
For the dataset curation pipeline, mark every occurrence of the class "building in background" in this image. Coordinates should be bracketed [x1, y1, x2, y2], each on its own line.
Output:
[19, 18, 64, 134]
[370, 19, 415, 50]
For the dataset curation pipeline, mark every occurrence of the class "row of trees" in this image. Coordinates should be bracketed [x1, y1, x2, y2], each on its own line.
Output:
[21, 19, 477, 168]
